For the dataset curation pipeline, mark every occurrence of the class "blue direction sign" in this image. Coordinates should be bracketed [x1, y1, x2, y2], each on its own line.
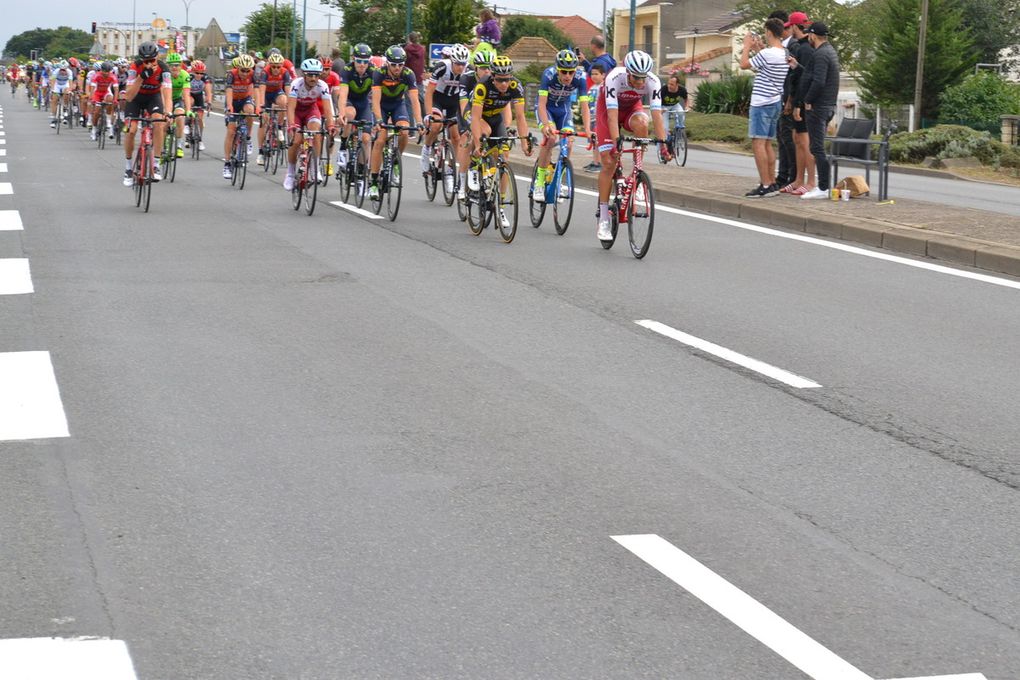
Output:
[429, 43, 453, 62]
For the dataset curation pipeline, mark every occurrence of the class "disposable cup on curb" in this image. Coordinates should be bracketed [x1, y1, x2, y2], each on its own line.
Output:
[840, 189, 850, 201]
[831, 188, 840, 201]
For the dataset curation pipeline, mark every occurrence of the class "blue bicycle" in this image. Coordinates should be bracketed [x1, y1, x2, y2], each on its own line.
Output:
[528, 130, 582, 235]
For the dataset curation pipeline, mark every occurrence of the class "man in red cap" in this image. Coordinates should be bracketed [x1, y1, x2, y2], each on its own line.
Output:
[781, 11, 815, 194]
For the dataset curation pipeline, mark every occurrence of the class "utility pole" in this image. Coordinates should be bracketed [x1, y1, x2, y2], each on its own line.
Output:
[912, 0, 929, 131]
[301, 0, 308, 62]
[291, 0, 298, 64]
[406, 0, 413, 37]
[326, 13, 333, 54]
[271, 0, 278, 46]
[628, 0, 636, 54]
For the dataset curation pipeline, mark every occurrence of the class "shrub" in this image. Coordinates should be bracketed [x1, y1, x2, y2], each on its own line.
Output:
[684, 112, 748, 142]
[888, 124, 1004, 164]
[938, 72, 1020, 131]
[514, 62, 546, 85]
[1000, 146, 1020, 176]
[693, 75, 753, 116]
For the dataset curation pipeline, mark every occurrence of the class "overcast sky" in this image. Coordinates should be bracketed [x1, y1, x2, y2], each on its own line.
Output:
[3, 0, 629, 56]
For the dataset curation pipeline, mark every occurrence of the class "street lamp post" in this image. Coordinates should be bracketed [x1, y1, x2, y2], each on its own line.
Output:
[406, 0, 413, 36]
[181, 0, 195, 27]
[629, 0, 636, 54]
[132, 0, 137, 57]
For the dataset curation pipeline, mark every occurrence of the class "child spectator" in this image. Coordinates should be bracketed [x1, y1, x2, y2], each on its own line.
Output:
[585, 63, 606, 171]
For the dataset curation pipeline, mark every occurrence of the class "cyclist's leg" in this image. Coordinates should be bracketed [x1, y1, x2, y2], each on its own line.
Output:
[393, 100, 411, 156]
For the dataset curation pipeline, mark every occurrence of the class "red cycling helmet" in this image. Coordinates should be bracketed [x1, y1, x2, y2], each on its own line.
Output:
[320, 57, 332, 69]
[190, 60, 205, 73]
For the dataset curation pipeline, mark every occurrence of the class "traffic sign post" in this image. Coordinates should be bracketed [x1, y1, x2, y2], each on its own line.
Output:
[428, 43, 452, 64]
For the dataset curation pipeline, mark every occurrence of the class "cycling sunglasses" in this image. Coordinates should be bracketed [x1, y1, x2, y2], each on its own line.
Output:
[493, 76, 512, 83]
[354, 58, 371, 65]
[556, 68, 575, 75]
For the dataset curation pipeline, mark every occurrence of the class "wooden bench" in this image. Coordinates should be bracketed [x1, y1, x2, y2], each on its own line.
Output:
[825, 118, 896, 201]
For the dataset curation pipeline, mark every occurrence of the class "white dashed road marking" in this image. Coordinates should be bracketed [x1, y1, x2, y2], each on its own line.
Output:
[0, 183, 12, 195]
[635, 319, 822, 389]
[0, 258, 33, 294]
[0, 210, 23, 230]
[0, 637, 138, 679]
[0, 351, 70, 441]
[613, 534, 987, 680]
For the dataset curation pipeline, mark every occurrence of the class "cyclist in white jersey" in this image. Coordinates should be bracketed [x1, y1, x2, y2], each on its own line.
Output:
[420, 44, 470, 173]
[49, 61, 77, 128]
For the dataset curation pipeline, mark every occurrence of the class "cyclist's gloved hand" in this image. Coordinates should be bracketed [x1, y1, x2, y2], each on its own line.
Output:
[140, 68, 153, 80]
[288, 123, 301, 135]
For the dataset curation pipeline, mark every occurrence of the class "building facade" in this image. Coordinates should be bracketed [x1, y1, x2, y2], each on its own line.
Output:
[96, 19, 204, 59]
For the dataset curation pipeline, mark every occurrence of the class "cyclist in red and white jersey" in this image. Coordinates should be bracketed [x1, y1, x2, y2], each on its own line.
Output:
[123, 42, 173, 185]
[283, 59, 336, 191]
[89, 62, 119, 141]
[594, 50, 667, 240]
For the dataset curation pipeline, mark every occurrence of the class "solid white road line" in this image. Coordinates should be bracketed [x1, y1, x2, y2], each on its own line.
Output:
[635, 319, 822, 389]
[329, 200, 383, 220]
[0, 149, 6, 156]
[0, 351, 70, 441]
[613, 535, 988, 680]
[0, 258, 33, 294]
[0, 637, 138, 679]
[0, 182, 12, 194]
[0, 210, 23, 230]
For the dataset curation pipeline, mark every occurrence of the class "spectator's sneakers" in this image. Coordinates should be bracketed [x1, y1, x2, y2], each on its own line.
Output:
[762, 183, 780, 197]
[584, 162, 602, 172]
[800, 187, 829, 200]
[745, 184, 766, 198]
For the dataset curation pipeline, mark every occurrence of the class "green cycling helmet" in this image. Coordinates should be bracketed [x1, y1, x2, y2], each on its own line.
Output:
[166, 52, 183, 65]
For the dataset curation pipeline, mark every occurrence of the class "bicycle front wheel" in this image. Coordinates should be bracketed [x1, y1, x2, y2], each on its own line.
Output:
[292, 166, 303, 211]
[528, 161, 545, 228]
[423, 146, 437, 202]
[496, 165, 518, 243]
[676, 128, 688, 167]
[552, 158, 573, 235]
[304, 151, 318, 215]
[133, 152, 144, 207]
[441, 142, 456, 206]
[354, 146, 368, 209]
[167, 138, 178, 183]
[236, 139, 248, 190]
[386, 156, 402, 221]
[142, 148, 153, 213]
[96, 118, 106, 150]
[627, 171, 654, 259]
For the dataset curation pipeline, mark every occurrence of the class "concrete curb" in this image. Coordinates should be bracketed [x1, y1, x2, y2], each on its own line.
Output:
[492, 151, 1020, 279]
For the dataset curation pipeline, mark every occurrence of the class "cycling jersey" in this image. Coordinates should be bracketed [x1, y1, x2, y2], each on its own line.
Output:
[169, 69, 191, 101]
[661, 84, 688, 109]
[470, 79, 524, 118]
[127, 61, 172, 95]
[372, 66, 417, 103]
[600, 66, 661, 111]
[538, 66, 588, 108]
[188, 73, 212, 96]
[257, 65, 292, 96]
[90, 72, 118, 98]
[225, 68, 256, 101]
[51, 68, 73, 92]
[340, 66, 373, 101]
[427, 60, 463, 98]
[288, 77, 331, 126]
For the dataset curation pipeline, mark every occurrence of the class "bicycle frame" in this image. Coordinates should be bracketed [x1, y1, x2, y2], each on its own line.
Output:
[614, 140, 649, 224]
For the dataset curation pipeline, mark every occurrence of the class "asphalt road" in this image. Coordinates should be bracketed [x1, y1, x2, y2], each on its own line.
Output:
[1, 97, 1019, 680]
[685, 145, 1020, 216]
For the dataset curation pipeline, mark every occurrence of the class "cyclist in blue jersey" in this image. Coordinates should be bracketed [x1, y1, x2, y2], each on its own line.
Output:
[531, 50, 591, 202]
[368, 45, 423, 200]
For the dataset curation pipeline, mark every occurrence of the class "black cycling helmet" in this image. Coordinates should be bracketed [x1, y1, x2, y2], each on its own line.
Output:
[138, 41, 159, 60]
[353, 43, 372, 60]
[384, 45, 406, 65]
[101, 61, 113, 72]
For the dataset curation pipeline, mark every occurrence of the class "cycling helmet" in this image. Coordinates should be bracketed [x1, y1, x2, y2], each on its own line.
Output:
[320, 57, 332, 69]
[236, 54, 256, 69]
[624, 50, 654, 76]
[555, 49, 578, 70]
[384, 45, 406, 65]
[449, 44, 470, 64]
[353, 43, 372, 60]
[300, 58, 323, 73]
[59, 60, 69, 69]
[101, 61, 113, 72]
[138, 41, 159, 60]
[190, 60, 205, 72]
[166, 52, 182, 65]
[490, 55, 513, 75]
[255, 51, 264, 59]
[268, 53, 284, 65]
[269, 47, 282, 55]
[68, 57, 79, 68]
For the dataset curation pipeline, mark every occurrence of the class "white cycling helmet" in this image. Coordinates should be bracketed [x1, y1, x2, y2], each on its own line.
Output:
[300, 58, 323, 73]
[448, 44, 470, 64]
[624, 50, 653, 77]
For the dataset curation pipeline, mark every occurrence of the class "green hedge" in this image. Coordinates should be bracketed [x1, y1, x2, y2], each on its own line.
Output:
[684, 112, 748, 143]
[692, 76, 753, 116]
[888, 124, 1005, 164]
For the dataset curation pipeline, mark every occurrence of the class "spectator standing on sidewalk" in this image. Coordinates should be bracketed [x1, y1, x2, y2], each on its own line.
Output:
[579, 36, 616, 77]
[404, 32, 427, 115]
[584, 63, 607, 172]
[799, 22, 839, 200]
[785, 13, 816, 195]
[739, 18, 790, 197]
[771, 10, 796, 190]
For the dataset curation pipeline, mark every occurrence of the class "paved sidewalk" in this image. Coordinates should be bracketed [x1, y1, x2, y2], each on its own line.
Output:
[495, 142, 1020, 278]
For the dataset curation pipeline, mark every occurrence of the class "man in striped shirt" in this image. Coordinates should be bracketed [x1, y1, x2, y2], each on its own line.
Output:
[740, 17, 790, 197]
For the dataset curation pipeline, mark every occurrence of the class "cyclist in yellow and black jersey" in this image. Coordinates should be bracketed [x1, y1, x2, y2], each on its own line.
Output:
[468, 55, 531, 155]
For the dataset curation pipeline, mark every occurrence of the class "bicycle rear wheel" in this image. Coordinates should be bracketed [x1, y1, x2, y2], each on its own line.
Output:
[96, 117, 106, 149]
[269, 138, 280, 174]
[340, 147, 353, 203]
[304, 150, 318, 215]
[496, 165, 518, 243]
[528, 162, 545, 228]
[166, 137, 178, 183]
[55, 102, 61, 135]
[627, 170, 654, 259]
[441, 142, 456, 206]
[386, 156, 402, 221]
[142, 148, 153, 213]
[552, 158, 573, 235]
[319, 146, 330, 188]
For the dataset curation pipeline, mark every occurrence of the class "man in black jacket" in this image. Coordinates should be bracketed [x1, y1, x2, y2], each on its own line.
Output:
[799, 22, 840, 200]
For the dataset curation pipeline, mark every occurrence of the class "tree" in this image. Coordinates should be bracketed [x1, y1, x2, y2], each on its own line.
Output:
[241, 3, 314, 56]
[938, 71, 1020, 129]
[500, 16, 570, 51]
[857, 0, 979, 121]
[738, 0, 858, 70]
[956, 0, 1020, 63]
[327, 0, 424, 54]
[421, 0, 476, 45]
[603, 11, 614, 55]
[3, 27, 92, 61]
